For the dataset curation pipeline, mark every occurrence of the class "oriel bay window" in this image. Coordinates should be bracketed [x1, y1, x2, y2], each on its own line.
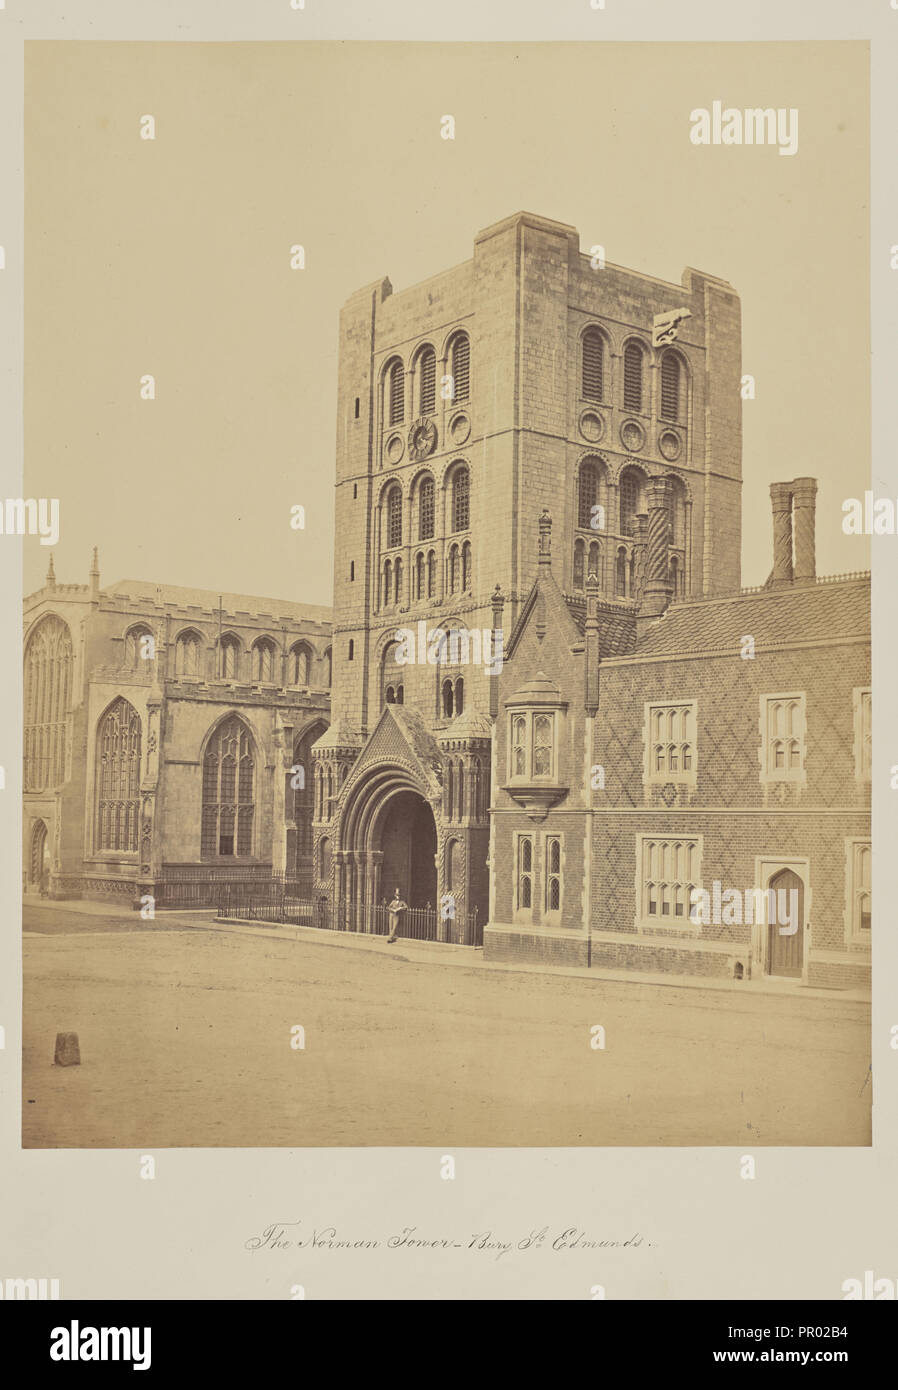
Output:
[503, 675, 568, 817]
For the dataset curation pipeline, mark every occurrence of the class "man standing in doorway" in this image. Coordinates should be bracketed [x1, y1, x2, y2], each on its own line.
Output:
[386, 887, 408, 943]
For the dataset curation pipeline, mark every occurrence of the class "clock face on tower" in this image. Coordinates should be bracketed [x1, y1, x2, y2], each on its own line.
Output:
[408, 417, 438, 461]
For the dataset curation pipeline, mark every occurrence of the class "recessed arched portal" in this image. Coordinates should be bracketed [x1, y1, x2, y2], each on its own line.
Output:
[378, 789, 437, 909]
[337, 764, 440, 929]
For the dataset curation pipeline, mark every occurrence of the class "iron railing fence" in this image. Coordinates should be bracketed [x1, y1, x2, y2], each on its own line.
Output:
[216, 885, 481, 946]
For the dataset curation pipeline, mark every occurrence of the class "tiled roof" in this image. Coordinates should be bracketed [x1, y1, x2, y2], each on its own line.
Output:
[630, 577, 870, 658]
[564, 595, 638, 656]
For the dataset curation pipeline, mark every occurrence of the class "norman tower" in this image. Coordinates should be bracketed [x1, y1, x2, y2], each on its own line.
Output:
[329, 210, 741, 736]
[316, 212, 742, 935]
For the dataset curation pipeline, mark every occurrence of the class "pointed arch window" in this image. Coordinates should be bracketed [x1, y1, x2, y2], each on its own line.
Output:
[95, 698, 141, 853]
[124, 624, 153, 669]
[252, 638, 277, 683]
[218, 635, 240, 681]
[202, 716, 255, 858]
[288, 642, 312, 686]
[24, 615, 73, 792]
[175, 630, 201, 678]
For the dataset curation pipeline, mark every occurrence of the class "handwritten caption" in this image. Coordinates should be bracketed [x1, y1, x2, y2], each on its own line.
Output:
[246, 1222, 648, 1262]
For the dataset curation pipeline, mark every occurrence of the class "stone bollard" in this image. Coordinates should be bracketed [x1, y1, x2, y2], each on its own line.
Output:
[54, 1032, 80, 1067]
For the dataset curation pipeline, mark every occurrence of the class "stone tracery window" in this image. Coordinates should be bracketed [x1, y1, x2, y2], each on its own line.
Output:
[24, 614, 72, 791]
[95, 697, 141, 852]
[201, 715, 255, 858]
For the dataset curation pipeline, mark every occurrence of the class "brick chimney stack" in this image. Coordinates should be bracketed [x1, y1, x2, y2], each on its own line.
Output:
[768, 482, 794, 586]
[791, 477, 817, 583]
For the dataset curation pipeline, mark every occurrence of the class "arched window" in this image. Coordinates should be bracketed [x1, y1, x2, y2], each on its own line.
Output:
[418, 475, 435, 540]
[218, 635, 240, 680]
[427, 550, 436, 598]
[573, 538, 585, 589]
[578, 458, 605, 529]
[670, 556, 682, 597]
[319, 836, 332, 880]
[382, 641, 404, 707]
[415, 551, 425, 599]
[448, 544, 459, 594]
[588, 540, 601, 583]
[629, 552, 638, 597]
[394, 557, 403, 605]
[582, 327, 605, 400]
[446, 838, 457, 888]
[452, 467, 470, 532]
[252, 638, 277, 683]
[668, 476, 687, 549]
[95, 697, 141, 853]
[623, 342, 644, 413]
[417, 346, 436, 415]
[449, 332, 470, 403]
[288, 642, 312, 686]
[462, 541, 472, 593]
[615, 547, 628, 597]
[174, 629, 201, 678]
[383, 559, 392, 607]
[442, 678, 454, 718]
[30, 819, 49, 890]
[387, 358, 405, 426]
[660, 351, 681, 421]
[124, 624, 153, 668]
[201, 716, 255, 858]
[24, 615, 73, 792]
[386, 485, 402, 549]
[323, 647, 332, 687]
[619, 467, 646, 537]
[454, 678, 464, 716]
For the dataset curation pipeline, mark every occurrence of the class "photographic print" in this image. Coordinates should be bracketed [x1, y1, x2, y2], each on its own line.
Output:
[20, 39, 871, 1152]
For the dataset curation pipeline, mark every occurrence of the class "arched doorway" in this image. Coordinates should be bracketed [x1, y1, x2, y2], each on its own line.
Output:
[767, 867, 804, 977]
[378, 789, 437, 908]
[30, 819, 49, 894]
[337, 765, 440, 930]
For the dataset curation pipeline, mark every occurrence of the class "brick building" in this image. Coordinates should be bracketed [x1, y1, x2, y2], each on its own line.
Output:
[22, 554, 332, 905]
[314, 210, 870, 988]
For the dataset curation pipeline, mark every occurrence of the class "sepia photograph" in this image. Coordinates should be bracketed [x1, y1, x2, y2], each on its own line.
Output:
[20, 39, 871, 1151]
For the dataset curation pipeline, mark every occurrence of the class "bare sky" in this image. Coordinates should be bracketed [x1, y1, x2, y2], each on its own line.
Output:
[25, 40, 870, 601]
